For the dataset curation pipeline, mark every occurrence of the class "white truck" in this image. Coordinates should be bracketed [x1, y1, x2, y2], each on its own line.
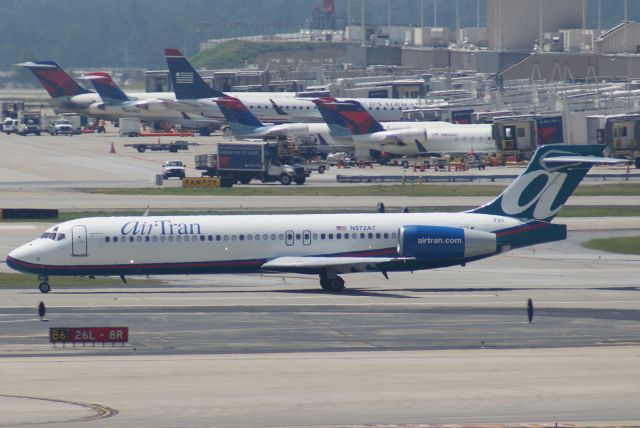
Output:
[161, 160, 186, 180]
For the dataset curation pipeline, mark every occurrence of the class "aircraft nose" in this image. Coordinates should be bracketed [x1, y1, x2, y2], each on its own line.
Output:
[6, 242, 39, 272]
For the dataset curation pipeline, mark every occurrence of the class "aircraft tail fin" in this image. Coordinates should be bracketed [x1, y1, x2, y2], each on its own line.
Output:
[215, 96, 264, 136]
[469, 145, 626, 222]
[164, 48, 224, 100]
[17, 60, 92, 98]
[313, 98, 384, 135]
[81, 72, 129, 104]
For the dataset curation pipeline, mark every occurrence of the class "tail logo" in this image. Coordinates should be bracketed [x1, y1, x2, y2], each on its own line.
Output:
[176, 72, 194, 84]
[498, 150, 578, 220]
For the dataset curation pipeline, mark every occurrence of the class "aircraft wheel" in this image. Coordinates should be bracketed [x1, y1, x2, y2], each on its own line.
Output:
[320, 276, 345, 292]
[39, 282, 51, 293]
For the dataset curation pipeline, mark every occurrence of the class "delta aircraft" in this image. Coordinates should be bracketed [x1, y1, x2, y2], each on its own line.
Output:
[215, 95, 353, 153]
[17, 59, 296, 123]
[81, 72, 219, 135]
[6, 145, 624, 293]
[161, 48, 420, 124]
[315, 98, 497, 156]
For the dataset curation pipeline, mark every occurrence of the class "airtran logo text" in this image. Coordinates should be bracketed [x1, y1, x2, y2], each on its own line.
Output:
[417, 237, 463, 245]
[121, 220, 202, 236]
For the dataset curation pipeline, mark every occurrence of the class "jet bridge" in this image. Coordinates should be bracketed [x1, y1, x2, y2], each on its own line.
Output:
[587, 114, 640, 164]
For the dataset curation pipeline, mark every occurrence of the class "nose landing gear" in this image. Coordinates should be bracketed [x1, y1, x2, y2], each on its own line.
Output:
[38, 275, 50, 293]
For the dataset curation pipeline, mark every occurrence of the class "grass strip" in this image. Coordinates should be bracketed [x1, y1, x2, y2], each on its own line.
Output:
[83, 183, 640, 197]
[582, 236, 640, 255]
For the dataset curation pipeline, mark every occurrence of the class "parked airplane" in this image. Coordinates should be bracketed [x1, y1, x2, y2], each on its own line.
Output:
[215, 95, 352, 152]
[314, 98, 497, 156]
[6, 145, 623, 294]
[17, 61, 97, 115]
[162, 48, 420, 124]
[81, 72, 219, 135]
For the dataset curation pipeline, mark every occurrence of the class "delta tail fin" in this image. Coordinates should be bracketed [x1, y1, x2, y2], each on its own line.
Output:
[313, 98, 384, 136]
[164, 48, 224, 100]
[470, 145, 627, 222]
[215, 96, 264, 136]
[17, 60, 92, 99]
[81, 72, 129, 105]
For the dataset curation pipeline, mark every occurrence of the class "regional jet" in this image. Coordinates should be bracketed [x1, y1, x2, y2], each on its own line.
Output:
[6, 145, 625, 293]
[315, 98, 498, 156]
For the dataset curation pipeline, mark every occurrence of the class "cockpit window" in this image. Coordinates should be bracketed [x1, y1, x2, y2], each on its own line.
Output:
[49, 233, 57, 240]
[57, 233, 65, 241]
[41, 233, 50, 239]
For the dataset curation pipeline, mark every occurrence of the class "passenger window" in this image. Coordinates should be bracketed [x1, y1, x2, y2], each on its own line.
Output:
[224, 235, 229, 241]
[137, 236, 142, 242]
[264, 234, 269, 241]
[321, 233, 326, 239]
[328, 233, 334, 239]
[232, 235, 237, 241]
[360, 233, 365, 239]
[376, 233, 381, 239]
[105, 237, 110, 243]
[271, 234, 276, 240]
[337, 233, 342, 239]
[247, 235, 252, 241]
[176, 236, 182, 242]
[368, 233, 373, 239]
[239, 234, 245, 241]
[352, 233, 357, 239]
[383, 233, 389, 239]
[145, 236, 150, 242]
[344, 234, 349, 239]
[161, 236, 166, 242]
[216, 235, 221, 241]
[114, 236, 119, 242]
[392, 232, 397, 239]
[312, 233, 318, 240]
[202, 236, 207, 241]
[168, 236, 174, 242]
[279, 234, 284, 240]
[295, 233, 301, 240]
[255, 234, 260, 240]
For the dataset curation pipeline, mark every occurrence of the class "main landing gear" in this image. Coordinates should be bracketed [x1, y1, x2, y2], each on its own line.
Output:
[38, 275, 51, 293]
[319, 271, 345, 292]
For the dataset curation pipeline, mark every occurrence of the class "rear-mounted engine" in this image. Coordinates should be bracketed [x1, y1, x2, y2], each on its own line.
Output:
[398, 225, 497, 260]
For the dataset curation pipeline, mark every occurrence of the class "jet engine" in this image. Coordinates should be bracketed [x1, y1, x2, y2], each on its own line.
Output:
[398, 225, 496, 260]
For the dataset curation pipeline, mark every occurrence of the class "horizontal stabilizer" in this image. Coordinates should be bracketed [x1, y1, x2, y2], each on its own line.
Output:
[542, 156, 631, 165]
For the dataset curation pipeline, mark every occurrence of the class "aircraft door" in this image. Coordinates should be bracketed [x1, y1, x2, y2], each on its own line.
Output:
[302, 230, 311, 246]
[285, 230, 294, 246]
[502, 125, 516, 150]
[71, 225, 88, 256]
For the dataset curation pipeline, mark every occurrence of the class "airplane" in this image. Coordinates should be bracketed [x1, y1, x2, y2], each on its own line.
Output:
[314, 98, 498, 157]
[81, 72, 220, 135]
[162, 48, 421, 124]
[6, 145, 625, 294]
[215, 95, 353, 153]
[17, 60, 97, 115]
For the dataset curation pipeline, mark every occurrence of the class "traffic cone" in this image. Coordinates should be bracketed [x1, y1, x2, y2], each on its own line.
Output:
[110, 142, 116, 154]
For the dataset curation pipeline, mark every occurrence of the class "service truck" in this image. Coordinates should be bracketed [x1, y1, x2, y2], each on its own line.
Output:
[195, 142, 307, 185]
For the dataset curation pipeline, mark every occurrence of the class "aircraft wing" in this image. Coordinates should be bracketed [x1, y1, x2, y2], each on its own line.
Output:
[261, 256, 411, 273]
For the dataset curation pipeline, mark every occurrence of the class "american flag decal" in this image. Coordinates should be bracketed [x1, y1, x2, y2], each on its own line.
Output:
[336, 225, 347, 231]
[176, 72, 194, 84]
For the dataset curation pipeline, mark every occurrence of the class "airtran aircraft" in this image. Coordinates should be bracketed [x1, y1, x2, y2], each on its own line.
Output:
[6, 145, 623, 293]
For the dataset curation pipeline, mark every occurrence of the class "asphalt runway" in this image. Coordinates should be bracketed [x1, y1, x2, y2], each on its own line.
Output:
[1, 130, 640, 427]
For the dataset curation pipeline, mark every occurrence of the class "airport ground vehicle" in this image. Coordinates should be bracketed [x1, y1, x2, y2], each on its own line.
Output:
[124, 140, 198, 153]
[195, 142, 307, 185]
[119, 118, 141, 137]
[283, 156, 328, 175]
[18, 112, 42, 136]
[162, 160, 186, 180]
[47, 119, 74, 136]
[3, 118, 18, 134]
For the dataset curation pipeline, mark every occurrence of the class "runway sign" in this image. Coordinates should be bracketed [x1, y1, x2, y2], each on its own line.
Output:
[183, 177, 220, 188]
[49, 327, 129, 343]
